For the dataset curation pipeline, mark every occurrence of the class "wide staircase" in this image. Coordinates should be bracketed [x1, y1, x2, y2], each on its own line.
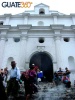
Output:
[8, 82, 75, 100]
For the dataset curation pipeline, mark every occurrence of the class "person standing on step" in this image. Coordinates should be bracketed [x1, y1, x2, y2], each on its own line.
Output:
[7, 61, 21, 99]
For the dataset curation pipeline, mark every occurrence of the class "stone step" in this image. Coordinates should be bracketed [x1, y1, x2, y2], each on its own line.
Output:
[8, 83, 75, 100]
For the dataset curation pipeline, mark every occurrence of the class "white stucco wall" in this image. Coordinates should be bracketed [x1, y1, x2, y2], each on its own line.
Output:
[2, 38, 21, 68]
[0, 3, 75, 85]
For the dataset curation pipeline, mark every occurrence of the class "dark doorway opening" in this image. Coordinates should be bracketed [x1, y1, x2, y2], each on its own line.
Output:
[29, 52, 53, 82]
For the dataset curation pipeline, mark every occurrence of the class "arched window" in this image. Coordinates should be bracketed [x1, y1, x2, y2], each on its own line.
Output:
[64, 37, 70, 42]
[6, 57, 14, 69]
[39, 8, 45, 14]
[0, 21, 3, 25]
[68, 56, 75, 70]
[39, 37, 44, 43]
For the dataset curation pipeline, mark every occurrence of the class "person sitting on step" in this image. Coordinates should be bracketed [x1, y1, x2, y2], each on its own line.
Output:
[62, 74, 71, 88]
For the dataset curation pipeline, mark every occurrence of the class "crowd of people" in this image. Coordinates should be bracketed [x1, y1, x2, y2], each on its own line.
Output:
[0, 61, 21, 100]
[0, 61, 44, 100]
[0, 61, 71, 100]
[53, 67, 71, 88]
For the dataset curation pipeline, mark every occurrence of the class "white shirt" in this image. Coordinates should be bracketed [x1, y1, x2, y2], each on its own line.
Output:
[9, 67, 21, 80]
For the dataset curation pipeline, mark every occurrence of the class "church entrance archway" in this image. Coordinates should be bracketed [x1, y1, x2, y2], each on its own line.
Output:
[29, 52, 53, 82]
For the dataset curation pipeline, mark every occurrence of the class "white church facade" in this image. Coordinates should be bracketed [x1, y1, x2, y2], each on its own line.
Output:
[0, 3, 75, 84]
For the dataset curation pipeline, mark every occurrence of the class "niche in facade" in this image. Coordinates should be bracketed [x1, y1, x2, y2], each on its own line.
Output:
[38, 21, 44, 26]
[39, 38, 44, 43]
[6, 57, 14, 69]
[39, 8, 45, 14]
[14, 37, 20, 42]
[64, 37, 69, 42]
[68, 56, 75, 70]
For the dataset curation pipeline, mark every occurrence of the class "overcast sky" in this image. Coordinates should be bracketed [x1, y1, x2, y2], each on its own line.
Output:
[0, 0, 75, 15]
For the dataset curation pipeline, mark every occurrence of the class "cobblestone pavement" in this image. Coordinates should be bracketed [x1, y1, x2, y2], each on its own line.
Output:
[8, 82, 75, 100]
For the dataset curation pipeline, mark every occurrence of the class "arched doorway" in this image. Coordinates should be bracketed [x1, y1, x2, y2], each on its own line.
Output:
[29, 52, 53, 82]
